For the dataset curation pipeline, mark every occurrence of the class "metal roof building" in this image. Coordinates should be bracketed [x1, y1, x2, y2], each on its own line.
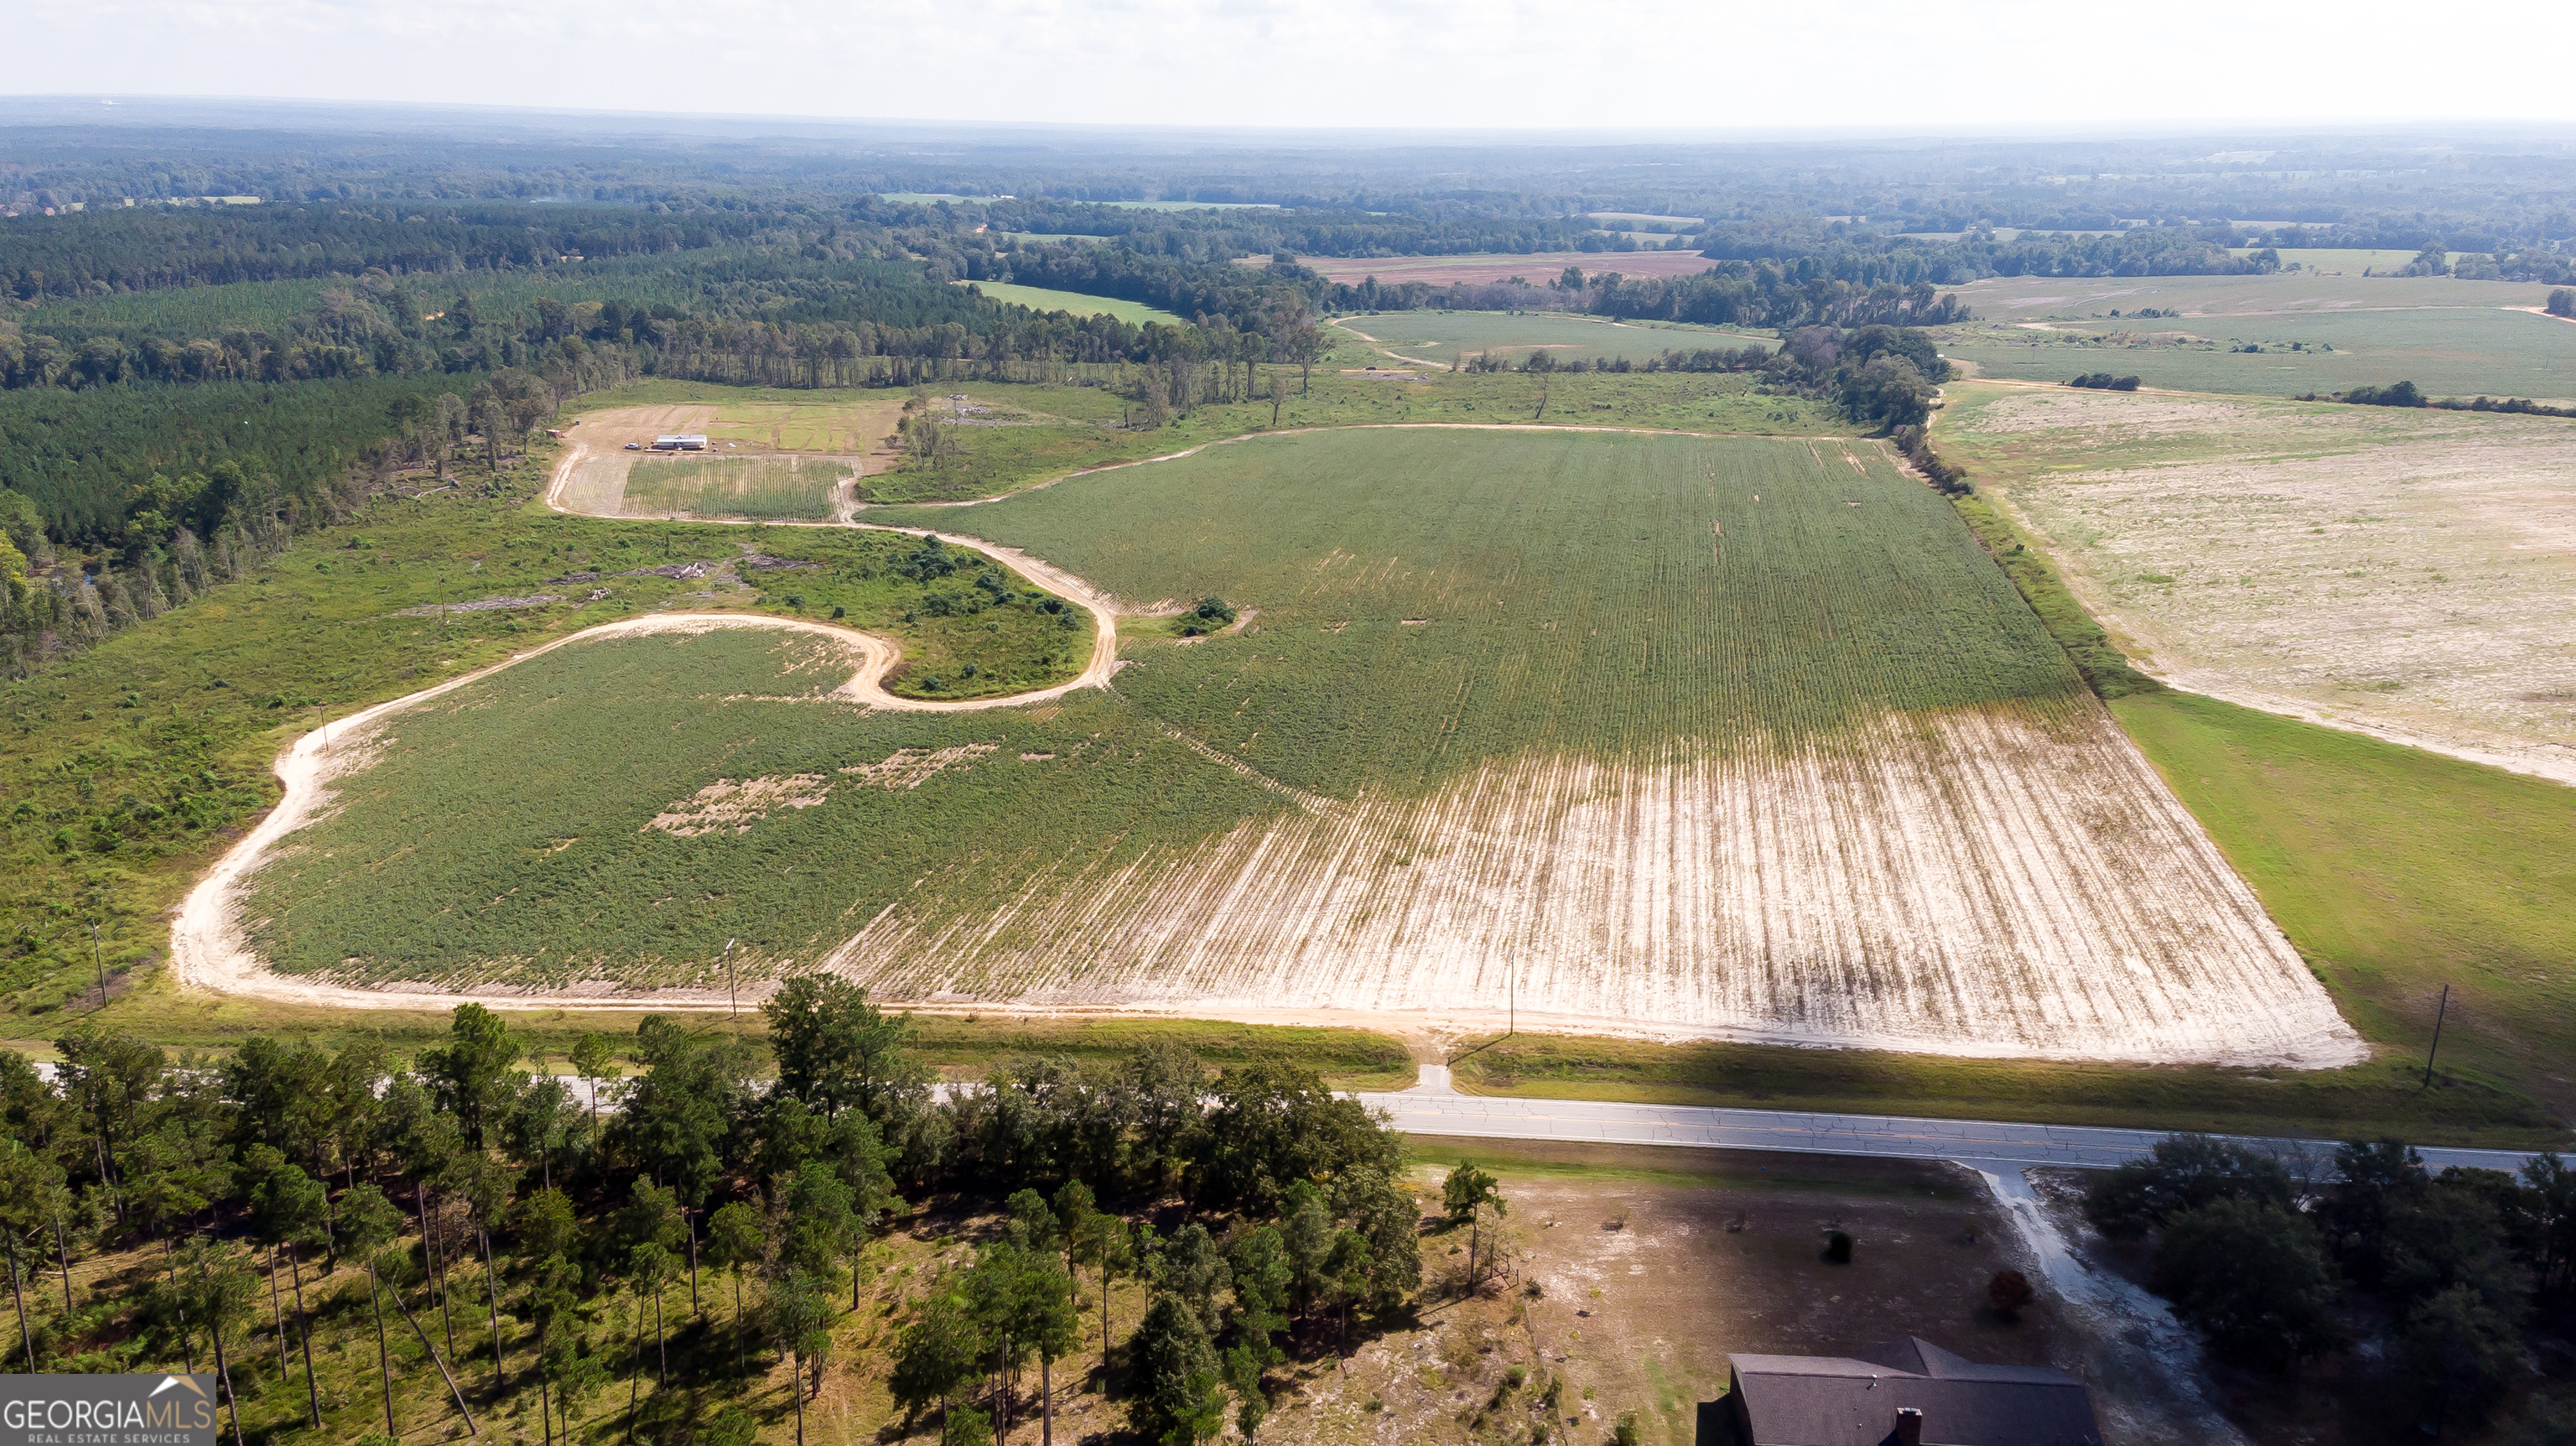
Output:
[1711, 1338, 2101, 1446]
[651, 434, 709, 450]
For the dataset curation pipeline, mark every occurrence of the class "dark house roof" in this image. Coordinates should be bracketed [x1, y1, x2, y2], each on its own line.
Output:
[1727, 1337, 2101, 1446]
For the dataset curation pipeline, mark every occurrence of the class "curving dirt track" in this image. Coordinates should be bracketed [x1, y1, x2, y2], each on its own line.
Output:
[170, 430, 1138, 1010]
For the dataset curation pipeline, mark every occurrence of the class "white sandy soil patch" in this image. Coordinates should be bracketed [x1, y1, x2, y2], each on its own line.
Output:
[644, 773, 833, 835]
[1946, 388, 2576, 785]
[823, 698, 2362, 1069]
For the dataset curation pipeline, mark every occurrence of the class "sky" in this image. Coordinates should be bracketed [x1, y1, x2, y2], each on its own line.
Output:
[11, 0, 2574, 132]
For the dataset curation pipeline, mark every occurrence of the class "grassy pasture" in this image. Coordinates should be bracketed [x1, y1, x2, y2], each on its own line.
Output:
[2114, 690, 2576, 1129]
[2231, 247, 2472, 273]
[958, 280, 1186, 325]
[618, 453, 848, 520]
[1334, 309, 1772, 367]
[1945, 268, 2556, 320]
[1943, 305, 2576, 399]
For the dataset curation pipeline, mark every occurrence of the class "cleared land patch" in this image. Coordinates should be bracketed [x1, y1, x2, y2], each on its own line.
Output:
[1938, 382, 2576, 784]
[1941, 305, 2576, 401]
[1334, 310, 1771, 367]
[619, 453, 851, 520]
[1301, 251, 1718, 287]
[959, 280, 1187, 325]
[1945, 269, 2556, 321]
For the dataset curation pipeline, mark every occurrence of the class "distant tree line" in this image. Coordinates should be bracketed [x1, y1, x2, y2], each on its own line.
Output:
[0, 203, 815, 302]
[2087, 1135, 2576, 1438]
[2313, 380, 2576, 419]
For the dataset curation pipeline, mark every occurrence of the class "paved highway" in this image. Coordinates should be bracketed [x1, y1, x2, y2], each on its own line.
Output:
[1354, 1067, 2549, 1177]
[27, 1059, 2547, 1178]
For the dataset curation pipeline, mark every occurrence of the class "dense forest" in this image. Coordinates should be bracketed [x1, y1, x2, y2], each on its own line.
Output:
[0, 986, 1436, 1446]
[2084, 1137, 2576, 1438]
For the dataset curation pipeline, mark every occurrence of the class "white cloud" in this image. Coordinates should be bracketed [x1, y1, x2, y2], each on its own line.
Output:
[11, 0, 2573, 128]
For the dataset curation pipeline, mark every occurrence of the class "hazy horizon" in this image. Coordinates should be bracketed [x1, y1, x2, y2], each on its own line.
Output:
[10, 0, 2573, 133]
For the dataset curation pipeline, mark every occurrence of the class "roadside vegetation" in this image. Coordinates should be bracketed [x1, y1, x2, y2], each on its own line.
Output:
[2086, 1134, 2576, 1443]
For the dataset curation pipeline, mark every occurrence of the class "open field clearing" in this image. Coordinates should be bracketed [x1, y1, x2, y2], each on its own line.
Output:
[1301, 251, 1718, 286]
[959, 279, 1187, 325]
[1945, 269, 2557, 322]
[838, 368, 1847, 505]
[2229, 247, 2473, 273]
[2114, 691, 2576, 1125]
[618, 453, 851, 520]
[1334, 310, 1772, 367]
[1940, 304, 2576, 400]
[567, 392, 900, 454]
[1937, 382, 2576, 783]
[239, 427, 2355, 1064]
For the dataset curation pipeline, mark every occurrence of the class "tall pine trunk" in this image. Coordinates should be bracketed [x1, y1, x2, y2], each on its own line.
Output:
[7, 1230, 33, 1371]
[51, 1212, 73, 1313]
[731, 1271, 745, 1380]
[208, 1305, 244, 1446]
[366, 1262, 396, 1436]
[480, 1230, 507, 1394]
[266, 1244, 290, 1388]
[288, 1244, 322, 1428]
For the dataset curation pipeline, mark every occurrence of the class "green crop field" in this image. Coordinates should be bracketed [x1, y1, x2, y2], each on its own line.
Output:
[1333, 310, 1772, 367]
[958, 280, 1186, 325]
[855, 365, 1847, 504]
[243, 427, 2355, 1070]
[1943, 304, 2576, 399]
[619, 454, 849, 520]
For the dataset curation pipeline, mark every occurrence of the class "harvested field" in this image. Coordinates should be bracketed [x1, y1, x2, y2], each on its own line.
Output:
[1301, 251, 1716, 287]
[1945, 269, 2557, 321]
[1334, 310, 1770, 367]
[1941, 305, 2576, 401]
[1938, 382, 2576, 784]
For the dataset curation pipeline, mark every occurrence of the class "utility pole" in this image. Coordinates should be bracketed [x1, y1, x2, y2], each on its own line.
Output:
[2423, 984, 2450, 1088]
[724, 939, 738, 1020]
[87, 920, 105, 1009]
